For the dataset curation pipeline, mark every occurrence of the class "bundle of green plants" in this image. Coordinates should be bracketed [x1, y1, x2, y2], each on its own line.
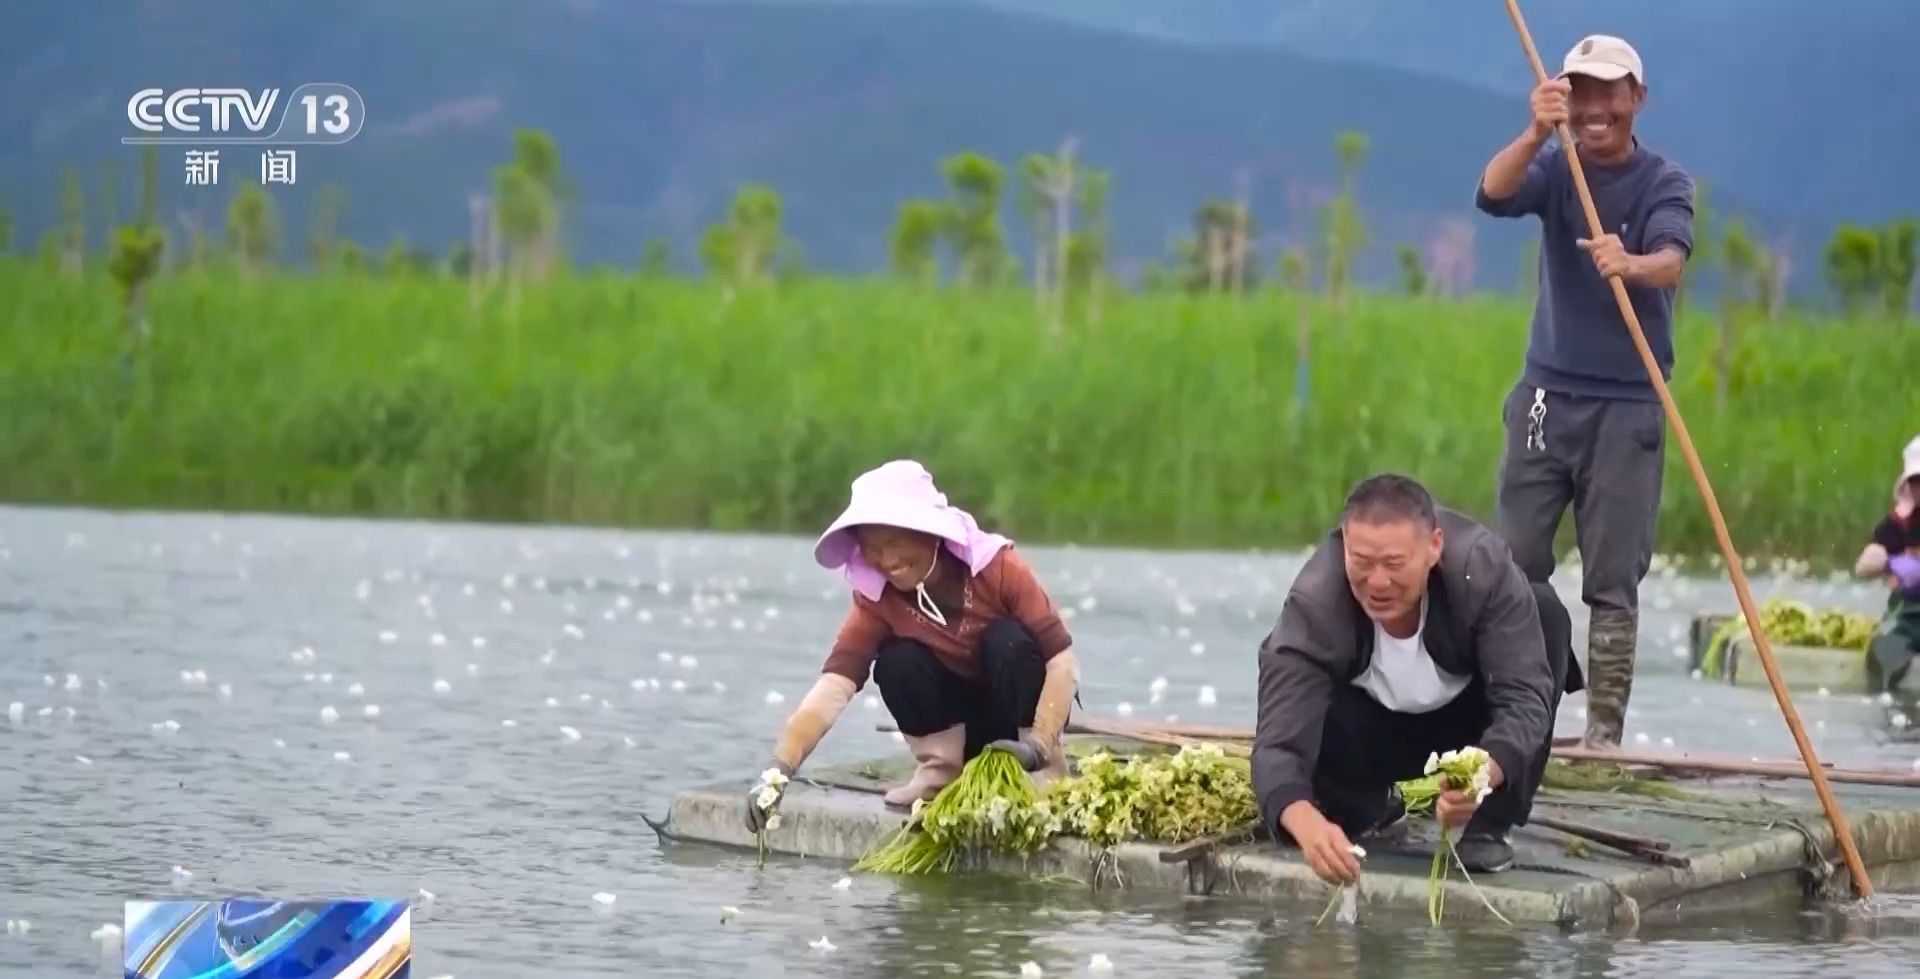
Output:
[1701, 598, 1881, 675]
[1396, 747, 1509, 926]
[853, 746, 1055, 874]
[1046, 743, 1258, 848]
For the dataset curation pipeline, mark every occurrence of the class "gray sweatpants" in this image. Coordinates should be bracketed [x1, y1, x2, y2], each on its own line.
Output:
[1494, 381, 1667, 745]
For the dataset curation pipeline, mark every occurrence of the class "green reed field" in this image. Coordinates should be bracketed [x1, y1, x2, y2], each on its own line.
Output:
[0, 260, 1910, 567]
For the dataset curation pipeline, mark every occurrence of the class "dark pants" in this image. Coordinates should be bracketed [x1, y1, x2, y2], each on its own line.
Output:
[1868, 595, 1920, 694]
[1310, 582, 1576, 837]
[1495, 381, 1665, 743]
[873, 619, 1047, 759]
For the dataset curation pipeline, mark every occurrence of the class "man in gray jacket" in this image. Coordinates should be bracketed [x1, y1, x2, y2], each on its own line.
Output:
[1252, 474, 1578, 882]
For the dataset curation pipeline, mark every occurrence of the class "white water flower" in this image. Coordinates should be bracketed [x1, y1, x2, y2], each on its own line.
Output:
[1088, 953, 1113, 973]
[1020, 962, 1042, 979]
[832, 876, 852, 891]
[809, 936, 835, 952]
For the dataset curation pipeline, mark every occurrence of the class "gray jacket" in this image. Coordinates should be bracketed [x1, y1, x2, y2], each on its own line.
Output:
[1251, 506, 1555, 832]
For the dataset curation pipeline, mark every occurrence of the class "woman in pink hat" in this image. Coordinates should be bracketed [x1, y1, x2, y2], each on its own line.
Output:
[745, 460, 1081, 825]
[1854, 434, 1920, 693]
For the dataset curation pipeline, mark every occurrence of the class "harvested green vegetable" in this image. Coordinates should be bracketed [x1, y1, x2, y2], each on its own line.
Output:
[1047, 743, 1258, 848]
[1414, 747, 1505, 926]
[854, 746, 1054, 875]
[855, 742, 1260, 876]
[1700, 599, 1880, 676]
[852, 819, 963, 874]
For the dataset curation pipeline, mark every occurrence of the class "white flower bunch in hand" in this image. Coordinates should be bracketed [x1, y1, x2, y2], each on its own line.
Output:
[1315, 843, 1369, 926]
[1425, 746, 1494, 804]
[748, 766, 792, 867]
[755, 767, 791, 825]
[1418, 745, 1502, 925]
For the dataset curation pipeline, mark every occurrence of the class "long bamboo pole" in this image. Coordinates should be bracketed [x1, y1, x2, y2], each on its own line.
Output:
[1498, 0, 1872, 899]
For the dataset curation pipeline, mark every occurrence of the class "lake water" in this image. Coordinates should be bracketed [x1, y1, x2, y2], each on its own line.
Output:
[3, 505, 1918, 978]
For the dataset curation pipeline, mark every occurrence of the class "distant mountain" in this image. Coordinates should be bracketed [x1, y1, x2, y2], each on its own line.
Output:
[942, 0, 1920, 237]
[0, 0, 1909, 296]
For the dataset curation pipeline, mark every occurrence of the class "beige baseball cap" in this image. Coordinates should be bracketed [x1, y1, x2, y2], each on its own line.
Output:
[1559, 34, 1644, 84]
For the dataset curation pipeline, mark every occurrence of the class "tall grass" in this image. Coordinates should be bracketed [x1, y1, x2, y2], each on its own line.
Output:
[1, 261, 1911, 566]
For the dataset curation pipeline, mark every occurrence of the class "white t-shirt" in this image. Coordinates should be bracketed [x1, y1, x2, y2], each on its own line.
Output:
[1351, 601, 1471, 713]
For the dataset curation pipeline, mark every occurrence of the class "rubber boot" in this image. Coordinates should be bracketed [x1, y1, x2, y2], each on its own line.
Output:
[1581, 608, 1638, 749]
[1020, 726, 1069, 789]
[884, 724, 965, 809]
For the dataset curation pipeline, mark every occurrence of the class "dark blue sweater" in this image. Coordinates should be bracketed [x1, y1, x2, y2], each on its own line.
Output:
[1477, 141, 1696, 401]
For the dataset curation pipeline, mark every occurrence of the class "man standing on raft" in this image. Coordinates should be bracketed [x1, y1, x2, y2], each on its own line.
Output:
[1475, 34, 1697, 748]
[1252, 475, 1576, 879]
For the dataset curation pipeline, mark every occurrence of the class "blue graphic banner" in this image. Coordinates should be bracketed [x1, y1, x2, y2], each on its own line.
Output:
[123, 899, 410, 979]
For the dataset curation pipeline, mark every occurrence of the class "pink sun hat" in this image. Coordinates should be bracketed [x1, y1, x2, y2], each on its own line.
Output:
[813, 459, 1012, 602]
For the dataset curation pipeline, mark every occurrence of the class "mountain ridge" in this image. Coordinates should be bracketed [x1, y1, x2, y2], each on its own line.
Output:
[0, 0, 1908, 297]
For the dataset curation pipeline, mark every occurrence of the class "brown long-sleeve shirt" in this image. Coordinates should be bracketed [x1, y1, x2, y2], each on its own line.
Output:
[820, 547, 1073, 690]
